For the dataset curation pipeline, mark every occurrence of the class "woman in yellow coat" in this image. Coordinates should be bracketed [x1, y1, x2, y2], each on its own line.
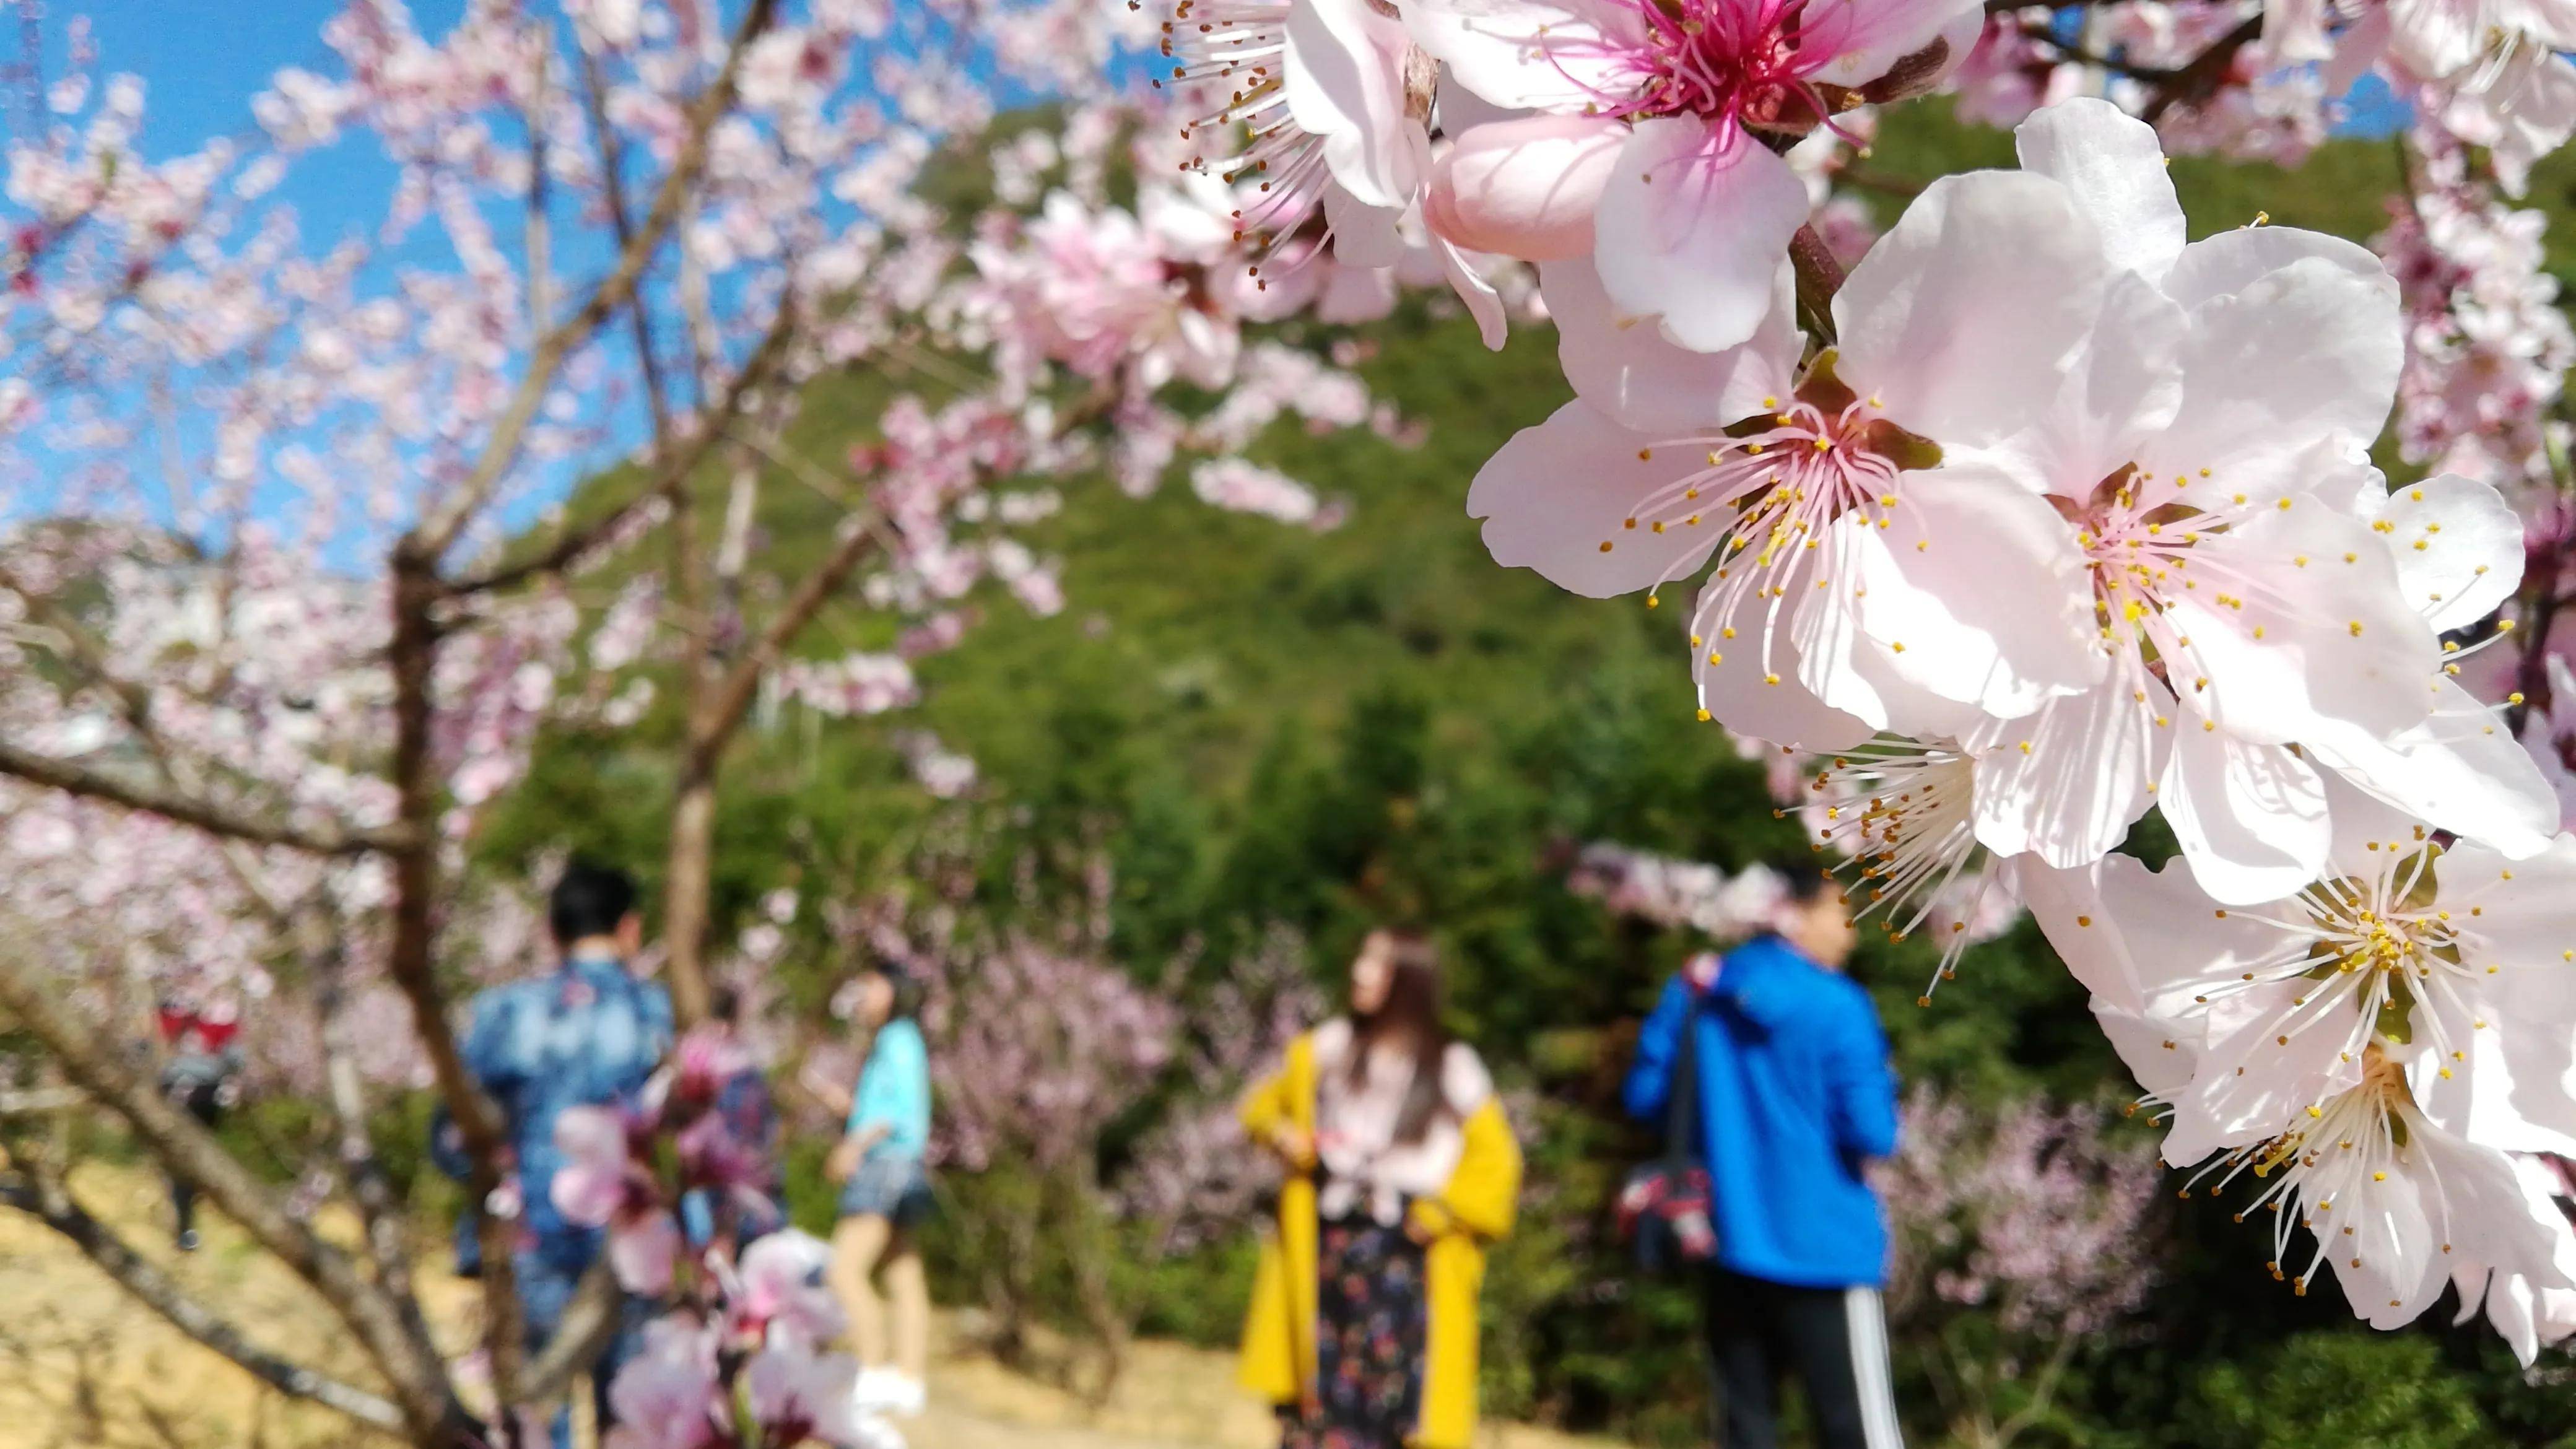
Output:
[1237, 929, 1522, 1449]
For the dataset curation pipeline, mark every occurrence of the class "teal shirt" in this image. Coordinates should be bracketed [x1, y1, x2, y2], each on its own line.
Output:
[848, 1019, 931, 1160]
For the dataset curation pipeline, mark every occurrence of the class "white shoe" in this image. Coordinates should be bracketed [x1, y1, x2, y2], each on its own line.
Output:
[850, 1411, 908, 1449]
[853, 1368, 926, 1417]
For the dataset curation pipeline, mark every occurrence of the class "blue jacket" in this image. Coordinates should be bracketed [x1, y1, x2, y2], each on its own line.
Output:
[458, 954, 674, 1268]
[1622, 934, 1899, 1289]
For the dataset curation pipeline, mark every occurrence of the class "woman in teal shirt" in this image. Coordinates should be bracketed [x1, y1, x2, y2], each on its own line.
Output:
[816, 966, 934, 1416]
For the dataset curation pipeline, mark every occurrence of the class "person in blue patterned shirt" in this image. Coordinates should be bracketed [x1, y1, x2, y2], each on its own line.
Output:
[455, 861, 673, 1449]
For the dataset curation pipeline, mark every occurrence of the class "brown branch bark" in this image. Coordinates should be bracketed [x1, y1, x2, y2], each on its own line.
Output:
[2139, 14, 2262, 123]
[578, 42, 675, 445]
[382, 544, 531, 1425]
[518, 1264, 625, 1405]
[0, 740, 405, 856]
[300, 909, 440, 1346]
[448, 295, 797, 599]
[407, 0, 781, 564]
[0, 1170, 407, 1430]
[664, 505, 886, 1024]
[1790, 223, 1847, 343]
[0, 949, 467, 1441]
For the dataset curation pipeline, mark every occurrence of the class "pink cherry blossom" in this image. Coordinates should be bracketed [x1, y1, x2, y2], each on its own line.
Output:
[1412, 0, 1982, 349]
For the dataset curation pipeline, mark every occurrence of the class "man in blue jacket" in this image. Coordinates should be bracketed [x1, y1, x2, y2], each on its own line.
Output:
[450, 861, 674, 1449]
[1625, 861, 1904, 1449]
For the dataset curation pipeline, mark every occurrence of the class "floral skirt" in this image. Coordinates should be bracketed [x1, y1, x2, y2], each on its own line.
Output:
[1281, 1212, 1429, 1449]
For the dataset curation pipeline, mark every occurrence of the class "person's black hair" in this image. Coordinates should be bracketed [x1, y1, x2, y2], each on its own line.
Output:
[847, 960, 923, 1023]
[1773, 856, 1836, 907]
[1349, 928, 1453, 1146]
[879, 967, 924, 1022]
[710, 985, 744, 1025]
[549, 860, 638, 947]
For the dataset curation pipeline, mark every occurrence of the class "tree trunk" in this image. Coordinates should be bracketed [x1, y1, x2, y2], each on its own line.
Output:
[663, 757, 720, 1027]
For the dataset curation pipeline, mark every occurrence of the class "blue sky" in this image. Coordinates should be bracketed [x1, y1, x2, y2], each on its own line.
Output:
[65, 1, 464, 238]
[40, 2, 2410, 559]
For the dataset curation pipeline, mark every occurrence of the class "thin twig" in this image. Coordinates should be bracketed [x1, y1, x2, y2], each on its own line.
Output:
[0, 740, 407, 857]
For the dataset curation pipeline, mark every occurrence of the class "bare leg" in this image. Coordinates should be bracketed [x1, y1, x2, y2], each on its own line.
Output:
[882, 1232, 931, 1386]
[829, 1215, 894, 1367]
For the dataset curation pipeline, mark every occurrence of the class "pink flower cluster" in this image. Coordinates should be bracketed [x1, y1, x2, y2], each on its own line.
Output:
[1114, 926, 1327, 1255]
[2375, 134, 2576, 495]
[1879, 1088, 2162, 1341]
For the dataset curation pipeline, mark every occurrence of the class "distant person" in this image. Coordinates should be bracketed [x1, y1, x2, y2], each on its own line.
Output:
[1624, 863, 1904, 1449]
[1237, 928, 1522, 1449]
[456, 861, 674, 1449]
[808, 964, 934, 1418]
[677, 985, 785, 1259]
[155, 996, 243, 1251]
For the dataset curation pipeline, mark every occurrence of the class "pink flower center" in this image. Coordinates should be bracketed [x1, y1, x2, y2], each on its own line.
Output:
[2058, 463, 2302, 701]
[1609, 0, 1824, 128]
[1633, 362, 1936, 674]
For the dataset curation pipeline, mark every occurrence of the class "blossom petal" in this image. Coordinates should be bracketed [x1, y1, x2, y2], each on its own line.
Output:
[1402, 0, 1640, 111]
[1978, 270, 2187, 496]
[1834, 170, 2108, 446]
[2159, 726, 2331, 905]
[2445, 835, 2576, 970]
[2144, 255, 2402, 492]
[1789, 518, 1983, 736]
[2012, 97, 2187, 283]
[1325, 184, 1407, 268]
[2370, 472, 2524, 632]
[2308, 1142, 2444, 1329]
[2025, 848, 2277, 1012]
[2412, 1126, 2572, 1332]
[2163, 505, 2438, 747]
[2088, 994, 2200, 1097]
[1286, 0, 1420, 208]
[1855, 464, 2104, 717]
[1540, 255, 1798, 433]
[1467, 401, 1718, 596]
[1692, 560, 1878, 752]
[2162, 224, 2390, 308]
[2304, 679, 2558, 860]
[1966, 669, 2165, 869]
[609, 1209, 684, 1295]
[2165, 975, 2362, 1164]
[1428, 114, 1622, 261]
[1796, 0, 1984, 87]
[1432, 231, 1512, 350]
[1594, 117, 1809, 354]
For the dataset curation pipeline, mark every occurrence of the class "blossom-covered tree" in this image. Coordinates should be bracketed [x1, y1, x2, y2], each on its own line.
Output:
[0, 0, 1403, 1442]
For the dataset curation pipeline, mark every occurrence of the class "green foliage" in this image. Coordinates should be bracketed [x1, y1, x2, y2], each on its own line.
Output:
[2182, 1332, 2494, 1449]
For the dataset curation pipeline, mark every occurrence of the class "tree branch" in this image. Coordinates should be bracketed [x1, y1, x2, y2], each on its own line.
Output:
[299, 908, 441, 1351]
[518, 1264, 625, 1406]
[0, 1170, 407, 1430]
[0, 948, 466, 1440]
[1790, 223, 1847, 343]
[407, 0, 782, 564]
[0, 741, 406, 857]
[383, 547, 529, 1421]
[447, 294, 799, 599]
[2140, 14, 2262, 123]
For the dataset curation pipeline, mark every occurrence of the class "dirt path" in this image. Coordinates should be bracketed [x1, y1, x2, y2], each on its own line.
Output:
[0, 1162, 1616, 1449]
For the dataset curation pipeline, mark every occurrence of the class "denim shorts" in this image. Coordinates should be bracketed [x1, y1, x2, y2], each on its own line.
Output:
[838, 1152, 934, 1228]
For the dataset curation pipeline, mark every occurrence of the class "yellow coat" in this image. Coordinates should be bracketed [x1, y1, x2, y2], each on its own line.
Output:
[1236, 1030, 1522, 1449]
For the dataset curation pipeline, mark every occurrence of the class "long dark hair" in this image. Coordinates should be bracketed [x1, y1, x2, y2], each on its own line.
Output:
[1347, 928, 1453, 1146]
